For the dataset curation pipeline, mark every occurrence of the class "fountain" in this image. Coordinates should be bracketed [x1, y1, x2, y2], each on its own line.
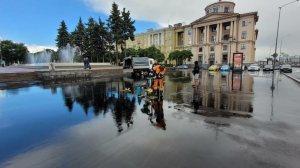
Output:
[58, 44, 80, 63]
[27, 50, 52, 65]
[22, 43, 111, 69]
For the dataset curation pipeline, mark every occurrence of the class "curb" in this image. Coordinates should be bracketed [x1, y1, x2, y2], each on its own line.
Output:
[283, 73, 300, 84]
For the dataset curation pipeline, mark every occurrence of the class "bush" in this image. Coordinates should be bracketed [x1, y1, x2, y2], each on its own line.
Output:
[163, 64, 174, 67]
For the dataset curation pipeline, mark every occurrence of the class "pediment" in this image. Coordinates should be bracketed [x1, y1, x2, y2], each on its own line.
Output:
[191, 13, 237, 25]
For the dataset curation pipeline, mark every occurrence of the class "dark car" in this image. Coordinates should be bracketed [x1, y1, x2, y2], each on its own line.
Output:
[263, 65, 273, 71]
[280, 64, 292, 73]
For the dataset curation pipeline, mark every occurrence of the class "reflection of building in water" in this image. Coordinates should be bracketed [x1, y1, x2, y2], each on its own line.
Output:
[195, 71, 254, 112]
[164, 71, 192, 99]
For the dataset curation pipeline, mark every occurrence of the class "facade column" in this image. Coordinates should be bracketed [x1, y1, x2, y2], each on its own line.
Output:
[152, 34, 154, 46]
[195, 27, 198, 45]
[216, 23, 219, 42]
[158, 33, 160, 45]
[148, 35, 150, 47]
[230, 21, 234, 37]
[219, 23, 223, 42]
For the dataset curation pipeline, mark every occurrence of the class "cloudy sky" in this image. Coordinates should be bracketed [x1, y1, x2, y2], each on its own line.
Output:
[0, 0, 299, 59]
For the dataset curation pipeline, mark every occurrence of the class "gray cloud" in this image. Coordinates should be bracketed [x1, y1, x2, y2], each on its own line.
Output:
[83, 0, 300, 59]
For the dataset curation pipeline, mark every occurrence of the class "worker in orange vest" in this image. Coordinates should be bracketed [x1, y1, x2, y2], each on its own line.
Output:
[153, 64, 166, 96]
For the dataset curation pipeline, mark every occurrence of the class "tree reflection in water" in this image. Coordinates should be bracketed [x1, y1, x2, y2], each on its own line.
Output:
[111, 93, 136, 133]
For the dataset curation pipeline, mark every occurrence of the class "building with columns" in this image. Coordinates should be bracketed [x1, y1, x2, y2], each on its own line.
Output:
[126, 0, 258, 66]
[184, 0, 259, 67]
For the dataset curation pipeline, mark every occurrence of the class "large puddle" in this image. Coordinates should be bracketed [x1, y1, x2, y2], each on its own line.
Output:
[1, 70, 300, 167]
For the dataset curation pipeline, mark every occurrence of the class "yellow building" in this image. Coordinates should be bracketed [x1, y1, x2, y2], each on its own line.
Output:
[184, 0, 259, 67]
[127, 0, 258, 67]
[126, 26, 179, 64]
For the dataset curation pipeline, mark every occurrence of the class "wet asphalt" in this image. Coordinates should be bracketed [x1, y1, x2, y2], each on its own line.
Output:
[0, 70, 300, 168]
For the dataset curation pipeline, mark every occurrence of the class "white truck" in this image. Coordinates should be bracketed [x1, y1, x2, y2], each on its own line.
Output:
[123, 57, 154, 76]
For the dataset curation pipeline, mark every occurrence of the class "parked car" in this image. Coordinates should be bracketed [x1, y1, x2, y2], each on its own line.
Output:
[280, 64, 292, 73]
[263, 64, 273, 71]
[177, 65, 188, 69]
[208, 65, 220, 71]
[220, 65, 230, 71]
[248, 64, 260, 71]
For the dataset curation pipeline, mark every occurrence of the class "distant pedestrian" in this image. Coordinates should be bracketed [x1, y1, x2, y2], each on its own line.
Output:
[192, 61, 200, 87]
[1, 60, 5, 67]
[83, 58, 87, 69]
[86, 57, 91, 69]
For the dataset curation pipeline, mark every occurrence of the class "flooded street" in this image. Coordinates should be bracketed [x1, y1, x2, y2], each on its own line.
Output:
[1, 70, 300, 168]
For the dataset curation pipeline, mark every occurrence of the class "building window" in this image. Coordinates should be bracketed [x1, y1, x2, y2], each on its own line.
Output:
[199, 47, 203, 52]
[201, 37, 204, 42]
[223, 34, 229, 40]
[169, 39, 172, 43]
[223, 45, 228, 51]
[224, 7, 230, 13]
[188, 30, 192, 35]
[200, 29, 204, 33]
[241, 44, 246, 50]
[225, 25, 230, 30]
[242, 31, 247, 39]
[206, 10, 209, 15]
[199, 55, 203, 62]
[213, 7, 218, 13]
[210, 46, 214, 51]
[242, 21, 247, 27]
[212, 27, 217, 32]
[188, 38, 191, 45]
[210, 54, 215, 59]
[243, 55, 246, 60]
[211, 36, 216, 42]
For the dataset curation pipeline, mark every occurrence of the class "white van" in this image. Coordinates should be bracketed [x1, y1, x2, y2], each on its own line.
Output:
[148, 58, 154, 71]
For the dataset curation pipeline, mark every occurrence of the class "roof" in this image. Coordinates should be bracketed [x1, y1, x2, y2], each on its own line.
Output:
[190, 11, 258, 26]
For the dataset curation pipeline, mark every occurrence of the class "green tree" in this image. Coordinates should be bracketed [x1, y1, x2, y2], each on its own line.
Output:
[121, 8, 136, 58]
[70, 17, 86, 55]
[83, 17, 96, 62]
[181, 50, 193, 64]
[126, 48, 138, 56]
[107, 2, 123, 63]
[168, 50, 181, 65]
[55, 20, 70, 48]
[106, 22, 115, 63]
[97, 18, 108, 62]
[145, 45, 165, 62]
[0, 40, 28, 64]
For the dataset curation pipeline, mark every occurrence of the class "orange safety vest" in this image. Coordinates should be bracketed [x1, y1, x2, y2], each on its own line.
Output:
[153, 65, 166, 76]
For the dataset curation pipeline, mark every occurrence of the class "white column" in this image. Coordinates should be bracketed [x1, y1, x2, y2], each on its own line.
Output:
[162, 32, 164, 45]
[148, 35, 151, 47]
[230, 21, 234, 37]
[219, 23, 223, 42]
[195, 27, 198, 45]
[216, 23, 219, 42]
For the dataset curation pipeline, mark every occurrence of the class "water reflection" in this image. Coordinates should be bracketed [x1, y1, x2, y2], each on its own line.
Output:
[165, 71, 254, 113]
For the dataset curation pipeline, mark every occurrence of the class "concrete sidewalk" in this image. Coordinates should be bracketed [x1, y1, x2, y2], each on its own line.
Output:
[0, 66, 124, 82]
[0, 66, 122, 74]
[283, 68, 300, 84]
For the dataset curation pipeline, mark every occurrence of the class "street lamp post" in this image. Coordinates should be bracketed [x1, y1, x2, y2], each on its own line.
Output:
[273, 0, 299, 71]
[279, 34, 291, 63]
